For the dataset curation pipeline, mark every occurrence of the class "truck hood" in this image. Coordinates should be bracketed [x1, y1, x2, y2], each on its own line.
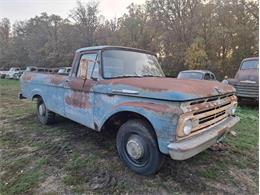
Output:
[235, 69, 259, 83]
[97, 77, 235, 101]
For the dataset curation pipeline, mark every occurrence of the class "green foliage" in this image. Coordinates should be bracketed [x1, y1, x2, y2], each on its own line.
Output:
[0, 0, 258, 79]
[185, 38, 208, 69]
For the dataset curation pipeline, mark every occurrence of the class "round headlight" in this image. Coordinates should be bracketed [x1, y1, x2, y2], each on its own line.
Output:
[183, 119, 193, 135]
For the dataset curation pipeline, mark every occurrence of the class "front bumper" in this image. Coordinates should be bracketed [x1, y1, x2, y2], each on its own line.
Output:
[168, 116, 240, 160]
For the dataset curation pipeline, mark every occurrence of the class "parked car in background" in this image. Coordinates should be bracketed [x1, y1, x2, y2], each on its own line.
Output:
[225, 57, 259, 101]
[177, 70, 217, 81]
[13, 71, 24, 80]
[0, 70, 8, 78]
[58, 67, 71, 75]
[6, 67, 22, 79]
[19, 46, 239, 175]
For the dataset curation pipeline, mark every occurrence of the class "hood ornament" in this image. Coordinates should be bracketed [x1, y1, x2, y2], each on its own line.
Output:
[214, 87, 224, 95]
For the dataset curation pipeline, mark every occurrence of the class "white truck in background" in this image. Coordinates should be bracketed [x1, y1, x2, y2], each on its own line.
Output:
[6, 67, 24, 79]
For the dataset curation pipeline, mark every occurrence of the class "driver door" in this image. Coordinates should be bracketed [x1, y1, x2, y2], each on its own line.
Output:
[64, 52, 98, 129]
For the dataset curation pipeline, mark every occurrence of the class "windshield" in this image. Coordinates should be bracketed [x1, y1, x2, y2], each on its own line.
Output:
[241, 59, 259, 70]
[102, 50, 165, 78]
[177, 72, 203, 80]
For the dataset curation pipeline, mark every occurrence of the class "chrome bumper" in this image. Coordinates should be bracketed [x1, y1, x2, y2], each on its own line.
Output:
[168, 116, 240, 160]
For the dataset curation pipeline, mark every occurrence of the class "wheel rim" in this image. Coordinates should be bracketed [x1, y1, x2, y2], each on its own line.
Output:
[126, 136, 144, 160]
[124, 134, 149, 167]
[39, 103, 46, 116]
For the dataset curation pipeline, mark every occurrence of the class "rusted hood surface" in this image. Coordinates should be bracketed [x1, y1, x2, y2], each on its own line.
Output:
[235, 69, 259, 83]
[97, 77, 235, 101]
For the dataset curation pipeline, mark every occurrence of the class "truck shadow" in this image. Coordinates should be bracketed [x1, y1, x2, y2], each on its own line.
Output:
[238, 99, 258, 108]
[48, 115, 225, 193]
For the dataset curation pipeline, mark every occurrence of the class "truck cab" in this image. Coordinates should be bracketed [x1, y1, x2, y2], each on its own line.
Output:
[19, 46, 239, 175]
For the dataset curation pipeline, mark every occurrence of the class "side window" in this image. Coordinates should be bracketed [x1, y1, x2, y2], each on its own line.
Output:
[91, 62, 99, 79]
[204, 73, 210, 80]
[77, 53, 97, 79]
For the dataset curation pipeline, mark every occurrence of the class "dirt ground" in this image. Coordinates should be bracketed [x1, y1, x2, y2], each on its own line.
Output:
[0, 80, 258, 194]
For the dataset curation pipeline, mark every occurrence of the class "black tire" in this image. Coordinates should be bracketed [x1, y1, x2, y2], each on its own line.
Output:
[116, 119, 164, 175]
[36, 98, 55, 125]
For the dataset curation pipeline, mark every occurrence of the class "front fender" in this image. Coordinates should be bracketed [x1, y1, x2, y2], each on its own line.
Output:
[97, 100, 182, 154]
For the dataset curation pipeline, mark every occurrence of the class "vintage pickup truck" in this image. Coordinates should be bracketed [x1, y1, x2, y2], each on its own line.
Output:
[19, 46, 240, 175]
[225, 57, 259, 102]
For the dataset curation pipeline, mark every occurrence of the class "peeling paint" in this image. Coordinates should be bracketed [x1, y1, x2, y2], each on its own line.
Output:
[19, 46, 240, 157]
[65, 91, 90, 109]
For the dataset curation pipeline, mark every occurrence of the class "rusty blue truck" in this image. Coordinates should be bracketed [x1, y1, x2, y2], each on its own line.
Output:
[19, 46, 240, 175]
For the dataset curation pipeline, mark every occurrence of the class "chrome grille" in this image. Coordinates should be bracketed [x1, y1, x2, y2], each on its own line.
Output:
[234, 83, 259, 98]
[177, 94, 237, 140]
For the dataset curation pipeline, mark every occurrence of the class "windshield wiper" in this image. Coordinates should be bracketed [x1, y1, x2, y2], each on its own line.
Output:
[109, 73, 163, 79]
[141, 74, 163, 77]
[110, 74, 142, 79]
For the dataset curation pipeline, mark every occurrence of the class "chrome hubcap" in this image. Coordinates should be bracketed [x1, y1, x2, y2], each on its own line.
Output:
[126, 136, 144, 160]
[39, 104, 46, 116]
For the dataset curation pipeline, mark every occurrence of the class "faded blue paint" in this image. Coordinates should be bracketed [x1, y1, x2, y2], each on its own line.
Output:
[94, 83, 199, 101]
[19, 46, 236, 155]
[20, 72, 184, 154]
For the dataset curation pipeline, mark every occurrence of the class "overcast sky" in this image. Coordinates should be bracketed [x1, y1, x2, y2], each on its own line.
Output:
[0, 0, 146, 24]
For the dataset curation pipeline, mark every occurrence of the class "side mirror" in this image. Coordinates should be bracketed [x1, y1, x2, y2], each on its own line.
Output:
[80, 74, 87, 80]
[79, 60, 88, 80]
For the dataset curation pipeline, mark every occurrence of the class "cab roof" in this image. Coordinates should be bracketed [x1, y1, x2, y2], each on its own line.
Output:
[241, 57, 259, 62]
[180, 70, 214, 74]
[76, 45, 156, 56]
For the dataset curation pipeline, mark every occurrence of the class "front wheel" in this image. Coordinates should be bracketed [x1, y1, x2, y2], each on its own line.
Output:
[116, 119, 164, 175]
[36, 98, 55, 125]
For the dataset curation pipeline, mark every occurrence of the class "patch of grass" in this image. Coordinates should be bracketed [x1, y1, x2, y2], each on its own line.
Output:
[63, 153, 101, 187]
[227, 106, 258, 152]
[8, 170, 41, 194]
[1, 158, 47, 194]
[0, 79, 258, 194]
[0, 158, 30, 179]
[198, 166, 221, 179]
[0, 79, 20, 88]
[63, 175, 78, 186]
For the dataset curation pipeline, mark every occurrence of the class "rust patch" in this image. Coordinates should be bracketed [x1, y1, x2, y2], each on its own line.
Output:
[99, 77, 235, 97]
[48, 74, 66, 85]
[186, 95, 236, 112]
[65, 91, 90, 109]
[116, 101, 182, 113]
[67, 78, 94, 92]
[21, 72, 33, 81]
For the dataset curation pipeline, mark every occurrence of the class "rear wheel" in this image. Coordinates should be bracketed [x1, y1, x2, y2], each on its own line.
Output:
[36, 98, 55, 125]
[116, 119, 164, 175]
